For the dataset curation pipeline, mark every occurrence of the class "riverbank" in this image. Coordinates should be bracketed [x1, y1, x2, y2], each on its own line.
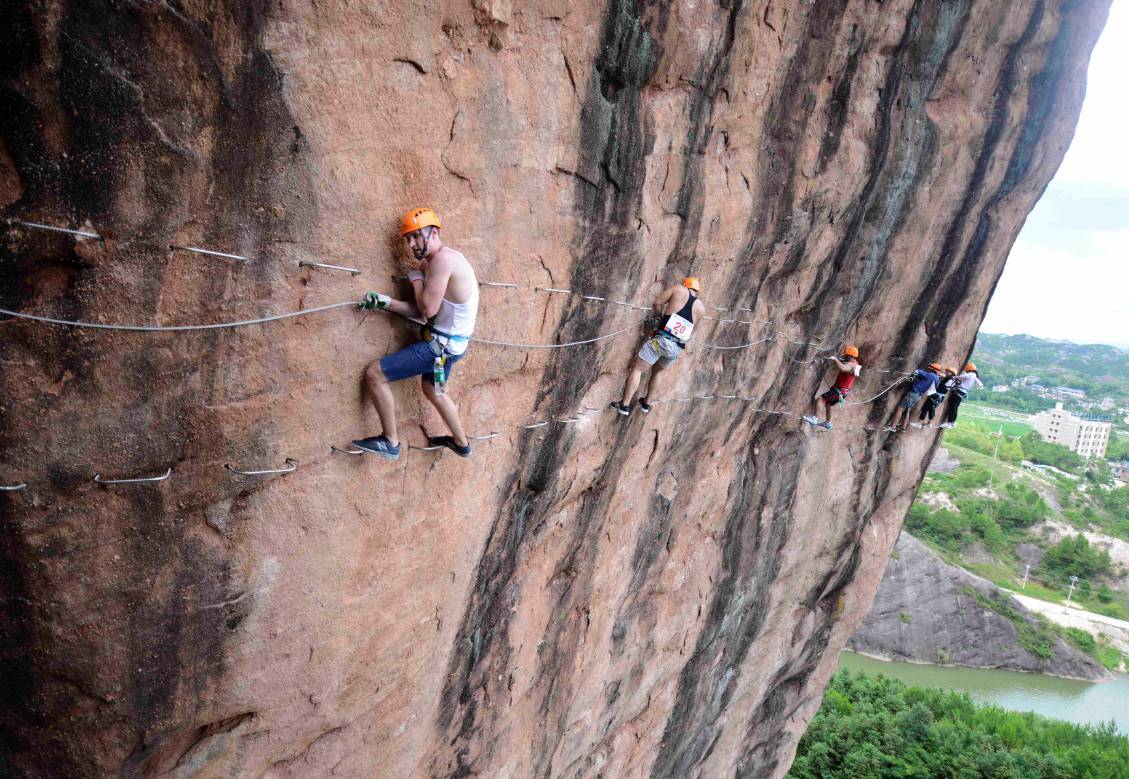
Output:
[849, 533, 1110, 680]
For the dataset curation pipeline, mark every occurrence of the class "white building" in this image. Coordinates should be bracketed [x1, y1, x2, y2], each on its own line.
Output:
[1030, 402, 1111, 458]
[1054, 387, 1086, 401]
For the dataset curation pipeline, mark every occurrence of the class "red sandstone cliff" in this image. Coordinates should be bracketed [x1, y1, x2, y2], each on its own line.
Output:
[0, 2, 1109, 777]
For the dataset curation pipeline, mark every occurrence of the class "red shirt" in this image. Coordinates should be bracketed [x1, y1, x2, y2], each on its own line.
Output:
[834, 361, 861, 391]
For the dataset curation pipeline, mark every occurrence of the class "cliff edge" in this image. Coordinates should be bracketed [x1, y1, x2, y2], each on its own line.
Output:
[0, 2, 1109, 777]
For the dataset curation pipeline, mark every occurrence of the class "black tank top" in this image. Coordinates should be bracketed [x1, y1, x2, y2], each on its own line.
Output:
[659, 291, 697, 332]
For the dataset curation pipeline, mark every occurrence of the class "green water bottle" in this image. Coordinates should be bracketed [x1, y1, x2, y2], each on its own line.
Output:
[433, 355, 447, 395]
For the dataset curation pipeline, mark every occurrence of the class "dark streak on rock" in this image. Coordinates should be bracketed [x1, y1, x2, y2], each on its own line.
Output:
[0, 2, 310, 776]
[432, 1, 671, 775]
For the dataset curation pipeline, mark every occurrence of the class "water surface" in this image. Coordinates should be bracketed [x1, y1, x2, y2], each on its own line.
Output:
[838, 651, 1129, 735]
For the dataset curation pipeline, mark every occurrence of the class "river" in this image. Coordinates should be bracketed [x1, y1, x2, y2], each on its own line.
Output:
[838, 652, 1129, 735]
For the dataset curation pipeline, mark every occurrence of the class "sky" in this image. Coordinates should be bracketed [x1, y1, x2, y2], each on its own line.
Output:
[981, 1, 1129, 349]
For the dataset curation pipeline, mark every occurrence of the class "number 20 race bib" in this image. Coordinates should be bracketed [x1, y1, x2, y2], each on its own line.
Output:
[663, 312, 694, 342]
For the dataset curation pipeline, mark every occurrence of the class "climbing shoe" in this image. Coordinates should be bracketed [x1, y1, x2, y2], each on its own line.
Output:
[352, 435, 401, 460]
[938, 422, 954, 429]
[638, 397, 652, 414]
[609, 401, 631, 416]
[909, 422, 924, 429]
[820, 421, 833, 431]
[801, 415, 821, 426]
[428, 435, 472, 458]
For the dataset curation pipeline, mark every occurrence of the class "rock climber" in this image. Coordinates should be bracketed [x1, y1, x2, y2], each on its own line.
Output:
[802, 345, 861, 431]
[887, 362, 941, 432]
[940, 362, 983, 428]
[610, 277, 705, 416]
[916, 366, 957, 427]
[353, 207, 479, 459]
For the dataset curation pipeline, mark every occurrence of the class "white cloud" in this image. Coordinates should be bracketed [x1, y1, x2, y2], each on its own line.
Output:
[983, 230, 1129, 343]
[984, 2, 1129, 347]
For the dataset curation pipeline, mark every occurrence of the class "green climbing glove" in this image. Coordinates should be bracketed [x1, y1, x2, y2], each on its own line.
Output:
[359, 291, 391, 310]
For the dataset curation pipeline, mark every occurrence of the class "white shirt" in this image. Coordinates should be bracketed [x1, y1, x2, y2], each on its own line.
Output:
[957, 372, 983, 392]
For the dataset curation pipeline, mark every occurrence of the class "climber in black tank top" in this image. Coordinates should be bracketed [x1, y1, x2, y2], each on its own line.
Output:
[610, 277, 706, 417]
[657, 290, 698, 346]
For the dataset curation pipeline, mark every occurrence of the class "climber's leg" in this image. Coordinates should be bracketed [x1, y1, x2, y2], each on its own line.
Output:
[422, 377, 470, 448]
[363, 359, 399, 446]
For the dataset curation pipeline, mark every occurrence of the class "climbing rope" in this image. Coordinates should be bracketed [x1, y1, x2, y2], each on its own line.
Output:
[0, 302, 357, 332]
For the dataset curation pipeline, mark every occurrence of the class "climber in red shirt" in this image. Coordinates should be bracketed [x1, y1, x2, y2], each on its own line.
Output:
[802, 345, 861, 431]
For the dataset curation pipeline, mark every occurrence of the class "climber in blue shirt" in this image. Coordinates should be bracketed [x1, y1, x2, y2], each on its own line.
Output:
[886, 362, 942, 432]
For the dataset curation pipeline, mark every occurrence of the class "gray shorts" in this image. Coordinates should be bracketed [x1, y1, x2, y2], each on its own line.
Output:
[899, 390, 923, 410]
[638, 334, 683, 366]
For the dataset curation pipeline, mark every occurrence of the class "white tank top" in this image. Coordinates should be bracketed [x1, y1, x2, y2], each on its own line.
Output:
[431, 250, 478, 356]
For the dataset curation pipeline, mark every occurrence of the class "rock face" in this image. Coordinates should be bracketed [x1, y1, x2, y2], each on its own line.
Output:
[849, 533, 1110, 681]
[0, 2, 1108, 777]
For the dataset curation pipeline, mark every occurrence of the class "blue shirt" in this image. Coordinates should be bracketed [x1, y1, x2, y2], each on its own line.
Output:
[910, 369, 939, 395]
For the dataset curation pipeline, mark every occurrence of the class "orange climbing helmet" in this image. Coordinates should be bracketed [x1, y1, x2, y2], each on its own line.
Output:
[946, 366, 957, 375]
[928, 362, 942, 372]
[682, 277, 701, 292]
[843, 345, 859, 358]
[400, 207, 441, 235]
[965, 362, 977, 372]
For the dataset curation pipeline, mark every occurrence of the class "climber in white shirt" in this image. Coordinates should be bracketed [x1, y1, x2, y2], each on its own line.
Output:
[939, 362, 983, 428]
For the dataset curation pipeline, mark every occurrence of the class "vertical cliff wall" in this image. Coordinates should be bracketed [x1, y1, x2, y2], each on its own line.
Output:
[0, 1, 1108, 777]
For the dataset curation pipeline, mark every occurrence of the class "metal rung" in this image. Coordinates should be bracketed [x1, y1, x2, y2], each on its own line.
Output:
[536, 287, 573, 295]
[479, 281, 518, 288]
[299, 260, 360, 276]
[225, 458, 296, 476]
[468, 432, 500, 440]
[331, 445, 365, 455]
[170, 244, 249, 262]
[94, 466, 172, 485]
[1, 482, 28, 491]
[14, 220, 101, 239]
[523, 422, 549, 429]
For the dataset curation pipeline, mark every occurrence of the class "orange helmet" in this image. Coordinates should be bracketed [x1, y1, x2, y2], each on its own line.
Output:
[400, 207, 441, 235]
[682, 277, 701, 292]
[928, 362, 942, 372]
[965, 362, 976, 372]
[843, 345, 859, 358]
[946, 366, 957, 375]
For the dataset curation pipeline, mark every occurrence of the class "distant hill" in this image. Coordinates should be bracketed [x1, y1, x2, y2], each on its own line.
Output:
[972, 333, 1129, 403]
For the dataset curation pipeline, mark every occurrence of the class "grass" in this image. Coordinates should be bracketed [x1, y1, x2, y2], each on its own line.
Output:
[1096, 643, 1125, 672]
[960, 404, 1036, 438]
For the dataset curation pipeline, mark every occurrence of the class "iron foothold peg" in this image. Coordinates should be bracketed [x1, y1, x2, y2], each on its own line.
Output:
[14, 220, 102, 240]
[330, 445, 365, 455]
[224, 458, 297, 476]
[479, 281, 518, 288]
[468, 433, 500, 441]
[299, 260, 361, 276]
[94, 466, 173, 485]
[170, 244, 249, 262]
[535, 287, 574, 295]
[522, 422, 548, 429]
[1, 482, 28, 491]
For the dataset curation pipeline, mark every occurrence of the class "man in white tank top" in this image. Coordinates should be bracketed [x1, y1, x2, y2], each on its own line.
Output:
[354, 208, 479, 460]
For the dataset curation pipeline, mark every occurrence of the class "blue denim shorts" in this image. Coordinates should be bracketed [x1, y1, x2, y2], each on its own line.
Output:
[380, 339, 465, 384]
